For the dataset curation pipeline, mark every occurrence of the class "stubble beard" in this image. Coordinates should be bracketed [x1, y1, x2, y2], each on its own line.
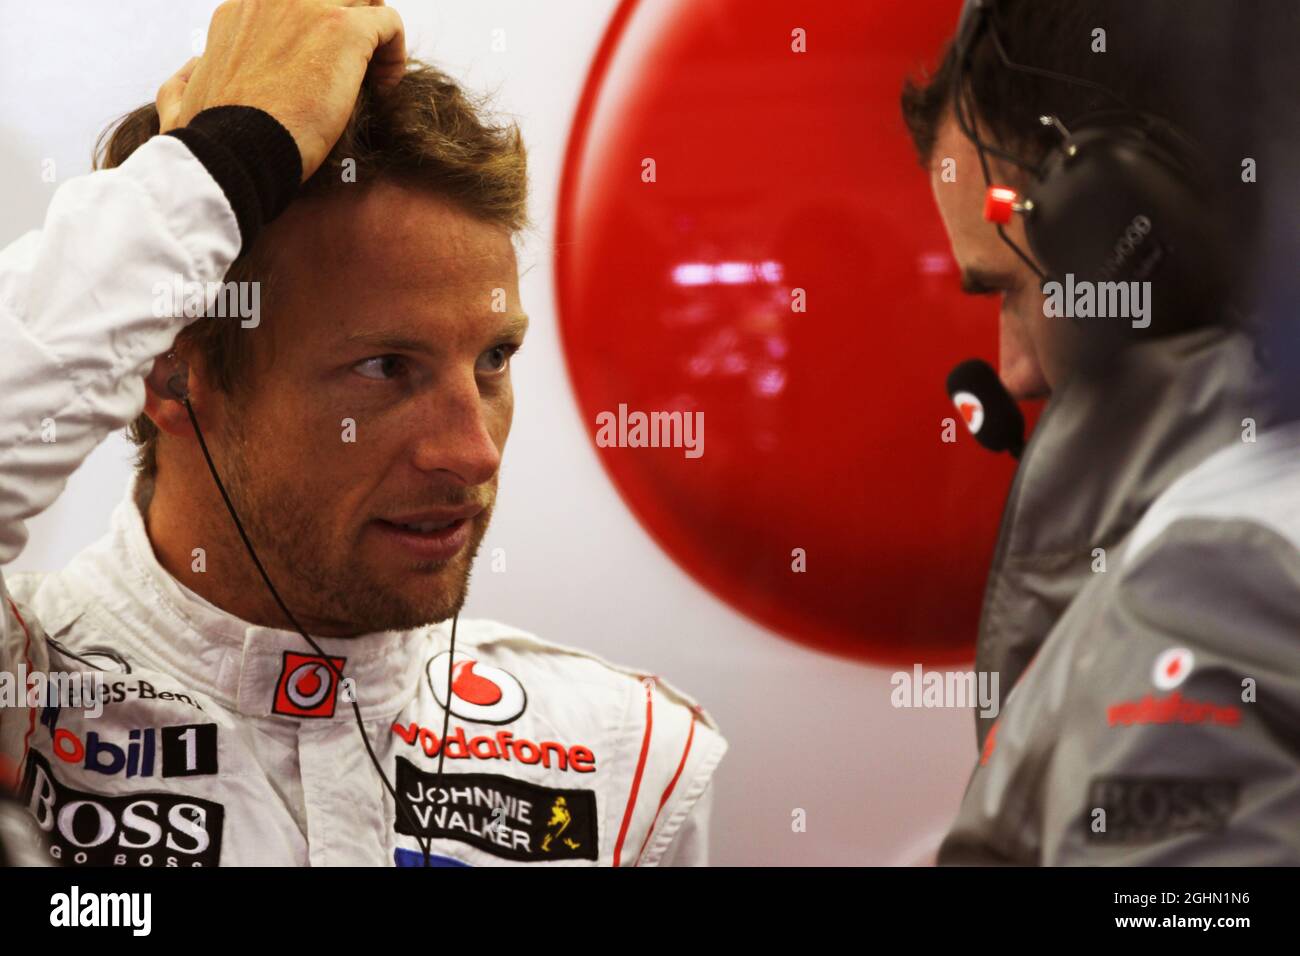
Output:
[217, 425, 492, 636]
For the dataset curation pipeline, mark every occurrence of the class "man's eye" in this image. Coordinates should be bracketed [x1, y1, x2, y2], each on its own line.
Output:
[477, 343, 522, 375]
[353, 355, 408, 381]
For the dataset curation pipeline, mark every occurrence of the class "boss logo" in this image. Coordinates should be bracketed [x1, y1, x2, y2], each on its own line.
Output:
[1087, 776, 1239, 843]
[20, 751, 224, 867]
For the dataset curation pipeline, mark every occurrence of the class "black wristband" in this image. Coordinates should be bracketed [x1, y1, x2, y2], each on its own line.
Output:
[166, 106, 303, 254]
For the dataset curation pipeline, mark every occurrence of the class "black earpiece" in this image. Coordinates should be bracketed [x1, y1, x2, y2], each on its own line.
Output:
[163, 351, 190, 400]
[147, 350, 191, 402]
[166, 371, 190, 402]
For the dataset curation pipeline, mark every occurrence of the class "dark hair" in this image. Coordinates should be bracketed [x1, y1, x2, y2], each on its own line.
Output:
[900, 0, 1282, 175]
[901, 2, 1124, 167]
[900, 0, 1300, 329]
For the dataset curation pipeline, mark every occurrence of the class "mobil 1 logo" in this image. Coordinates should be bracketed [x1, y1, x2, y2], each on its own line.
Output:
[48, 723, 219, 779]
[20, 751, 224, 867]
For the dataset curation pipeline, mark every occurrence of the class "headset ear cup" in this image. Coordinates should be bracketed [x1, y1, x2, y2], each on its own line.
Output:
[1023, 118, 1228, 340]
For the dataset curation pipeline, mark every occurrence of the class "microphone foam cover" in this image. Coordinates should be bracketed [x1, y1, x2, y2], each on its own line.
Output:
[946, 359, 1025, 455]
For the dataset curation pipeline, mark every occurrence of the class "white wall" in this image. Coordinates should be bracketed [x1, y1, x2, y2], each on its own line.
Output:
[1, 0, 976, 865]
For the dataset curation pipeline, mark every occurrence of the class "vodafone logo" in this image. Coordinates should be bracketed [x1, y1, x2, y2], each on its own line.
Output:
[951, 390, 984, 435]
[1153, 647, 1194, 690]
[426, 652, 526, 725]
[287, 662, 333, 709]
[273, 652, 347, 719]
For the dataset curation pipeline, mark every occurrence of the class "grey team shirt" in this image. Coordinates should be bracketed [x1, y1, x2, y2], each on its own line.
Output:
[941, 420, 1300, 865]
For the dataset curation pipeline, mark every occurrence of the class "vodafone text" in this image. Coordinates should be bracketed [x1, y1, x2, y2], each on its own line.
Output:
[392, 722, 596, 772]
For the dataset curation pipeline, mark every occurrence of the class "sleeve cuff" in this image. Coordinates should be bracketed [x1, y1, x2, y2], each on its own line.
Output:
[165, 106, 303, 253]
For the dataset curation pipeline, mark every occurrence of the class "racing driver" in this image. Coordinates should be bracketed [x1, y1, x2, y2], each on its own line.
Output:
[0, 0, 725, 866]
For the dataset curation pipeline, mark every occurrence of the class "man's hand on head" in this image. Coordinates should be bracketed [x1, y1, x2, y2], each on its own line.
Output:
[155, 0, 406, 182]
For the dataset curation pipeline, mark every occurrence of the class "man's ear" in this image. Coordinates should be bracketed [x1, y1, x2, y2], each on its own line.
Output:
[143, 349, 196, 437]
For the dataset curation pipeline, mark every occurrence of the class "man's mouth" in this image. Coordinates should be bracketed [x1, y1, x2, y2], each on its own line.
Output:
[372, 506, 483, 561]
[389, 518, 459, 533]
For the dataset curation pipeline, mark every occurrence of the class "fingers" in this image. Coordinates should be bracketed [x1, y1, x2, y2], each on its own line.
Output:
[156, 56, 201, 132]
[352, 5, 406, 91]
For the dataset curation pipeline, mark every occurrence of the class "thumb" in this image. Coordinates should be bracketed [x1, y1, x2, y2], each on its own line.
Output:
[156, 57, 201, 133]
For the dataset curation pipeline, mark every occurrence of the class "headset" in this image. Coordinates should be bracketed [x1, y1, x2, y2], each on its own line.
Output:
[951, 0, 1230, 343]
[157, 356, 453, 868]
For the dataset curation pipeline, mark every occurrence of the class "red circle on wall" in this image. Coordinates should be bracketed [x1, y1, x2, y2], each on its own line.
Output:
[555, 0, 1022, 665]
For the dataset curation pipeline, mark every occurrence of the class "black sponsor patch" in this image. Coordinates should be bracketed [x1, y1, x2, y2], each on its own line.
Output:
[395, 758, 597, 862]
[19, 751, 224, 866]
[1086, 776, 1239, 843]
[160, 723, 219, 777]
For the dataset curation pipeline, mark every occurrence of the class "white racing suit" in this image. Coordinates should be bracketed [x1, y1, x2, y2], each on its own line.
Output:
[0, 135, 726, 867]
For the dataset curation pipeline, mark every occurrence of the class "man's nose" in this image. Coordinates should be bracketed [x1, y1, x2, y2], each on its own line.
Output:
[409, 374, 503, 485]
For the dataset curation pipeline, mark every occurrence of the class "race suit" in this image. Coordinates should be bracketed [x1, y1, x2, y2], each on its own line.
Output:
[0, 125, 726, 867]
[939, 326, 1300, 864]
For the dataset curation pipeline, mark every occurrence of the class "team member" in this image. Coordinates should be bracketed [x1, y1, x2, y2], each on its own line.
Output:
[902, 0, 1299, 863]
[0, 0, 723, 866]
